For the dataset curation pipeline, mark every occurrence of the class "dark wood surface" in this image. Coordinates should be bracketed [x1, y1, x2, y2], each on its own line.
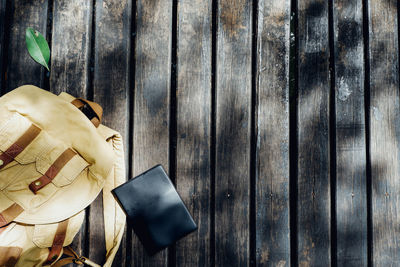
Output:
[215, 0, 252, 266]
[297, 0, 331, 265]
[1, 0, 400, 266]
[133, 0, 171, 266]
[255, 0, 290, 266]
[3, 0, 48, 92]
[92, 0, 131, 266]
[176, 0, 212, 266]
[0, 0, 6, 92]
[368, 0, 400, 265]
[333, 0, 367, 266]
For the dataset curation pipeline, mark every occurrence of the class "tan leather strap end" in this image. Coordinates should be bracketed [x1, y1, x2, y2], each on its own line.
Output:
[71, 98, 103, 128]
[45, 219, 69, 266]
[71, 99, 85, 109]
[0, 203, 24, 227]
[29, 148, 77, 194]
[90, 117, 101, 128]
[0, 124, 41, 170]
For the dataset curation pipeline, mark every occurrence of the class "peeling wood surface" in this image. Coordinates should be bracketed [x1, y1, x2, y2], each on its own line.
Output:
[0, 0, 400, 266]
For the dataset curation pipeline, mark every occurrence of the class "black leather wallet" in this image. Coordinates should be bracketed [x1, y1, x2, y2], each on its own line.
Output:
[111, 164, 198, 255]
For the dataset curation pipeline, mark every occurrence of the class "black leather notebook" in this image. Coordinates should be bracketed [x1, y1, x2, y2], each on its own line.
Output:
[111, 164, 198, 255]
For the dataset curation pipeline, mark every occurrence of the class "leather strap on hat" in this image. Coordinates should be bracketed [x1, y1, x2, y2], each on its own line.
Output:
[29, 148, 77, 194]
[71, 98, 103, 128]
[45, 219, 69, 265]
[0, 124, 41, 170]
[0, 203, 24, 227]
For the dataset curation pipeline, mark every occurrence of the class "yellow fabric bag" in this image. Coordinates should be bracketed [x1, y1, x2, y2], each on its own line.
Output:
[0, 85, 126, 267]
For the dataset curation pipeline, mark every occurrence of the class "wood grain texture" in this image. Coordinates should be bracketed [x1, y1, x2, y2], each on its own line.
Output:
[297, 0, 331, 266]
[175, 0, 212, 266]
[3, 0, 48, 92]
[50, 0, 92, 96]
[3, 0, 400, 266]
[215, 0, 252, 266]
[255, 0, 291, 266]
[133, 0, 172, 266]
[0, 0, 6, 95]
[49, 1, 93, 265]
[333, 1, 367, 266]
[368, 0, 400, 265]
[91, 0, 132, 266]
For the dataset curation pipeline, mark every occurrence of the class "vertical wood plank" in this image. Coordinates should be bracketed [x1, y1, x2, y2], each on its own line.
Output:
[255, 0, 291, 266]
[175, 0, 212, 266]
[50, 0, 92, 96]
[297, 0, 331, 266]
[333, 0, 367, 266]
[133, 0, 172, 265]
[368, 0, 400, 265]
[0, 0, 6, 94]
[4, 0, 49, 92]
[49, 1, 93, 265]
[215, 0, 252, 266]
[92, 0, 131, 266]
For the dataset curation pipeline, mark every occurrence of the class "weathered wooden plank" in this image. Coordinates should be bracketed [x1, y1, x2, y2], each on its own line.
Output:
[91, 0, 131, 266]
[50, 0, 92, 96]
[132, 0, 172, 265]
[175, 0, 212, 266]
[333, 0, 367, 266]
[215, 0, 252, 266]
[255, 0, 291, 266]
[49, 1, 93, 265]
[368, 0, 400, 265]
[0, 0, 6, 95]
[297, 0, 331, 266]
[3, 0, 49, 92]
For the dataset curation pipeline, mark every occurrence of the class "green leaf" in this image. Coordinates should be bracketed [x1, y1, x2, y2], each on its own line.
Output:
[25, 27, 50, 71]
